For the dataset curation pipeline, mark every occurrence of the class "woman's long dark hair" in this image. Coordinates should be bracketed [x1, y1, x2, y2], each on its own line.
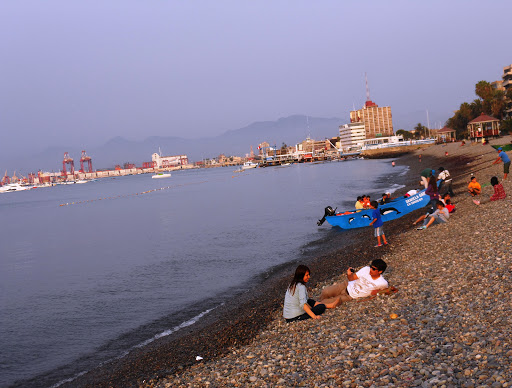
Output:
[288, 265, 310, 295]
[428, 175, 438, 193]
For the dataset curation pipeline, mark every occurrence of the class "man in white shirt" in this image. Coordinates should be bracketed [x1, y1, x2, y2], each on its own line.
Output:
[319, 259, 389, 305]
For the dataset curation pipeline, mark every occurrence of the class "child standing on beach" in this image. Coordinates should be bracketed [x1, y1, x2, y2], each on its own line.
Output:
[369, 200, 388, 247]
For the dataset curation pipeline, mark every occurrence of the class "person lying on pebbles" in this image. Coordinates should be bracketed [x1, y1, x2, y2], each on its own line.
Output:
[318, 259, 388, 306]
[282, 265, 340, 322]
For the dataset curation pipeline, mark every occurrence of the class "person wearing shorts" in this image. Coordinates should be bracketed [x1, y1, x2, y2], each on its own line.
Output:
[369, 200, 388, 247]
[492, 147, 511, 180]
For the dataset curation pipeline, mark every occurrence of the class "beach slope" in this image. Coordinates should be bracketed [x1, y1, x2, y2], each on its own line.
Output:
[145, 138, 512, 387]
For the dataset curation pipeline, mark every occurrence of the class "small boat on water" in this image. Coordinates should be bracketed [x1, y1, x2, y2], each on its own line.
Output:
[152, 172, 171, 179]
[242, 161, 258, 170]
[318, 189, 429, 229]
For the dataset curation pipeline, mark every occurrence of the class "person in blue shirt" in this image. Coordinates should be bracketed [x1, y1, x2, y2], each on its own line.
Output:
[369, 200, 388, 247]
[492, 147, 511, 180]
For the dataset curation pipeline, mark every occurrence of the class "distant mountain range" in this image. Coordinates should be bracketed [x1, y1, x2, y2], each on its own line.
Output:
[4, 115, 343, 173]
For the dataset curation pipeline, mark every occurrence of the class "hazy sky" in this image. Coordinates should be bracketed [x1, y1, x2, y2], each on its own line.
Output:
[1, 0, 511, 157]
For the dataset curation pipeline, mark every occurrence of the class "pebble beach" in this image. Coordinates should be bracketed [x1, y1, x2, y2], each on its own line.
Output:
[142, 137, 512, 388]
[65, 137, 512, 388]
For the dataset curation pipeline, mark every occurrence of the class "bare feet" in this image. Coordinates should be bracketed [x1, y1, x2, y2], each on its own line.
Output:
[324, 297, 341, 309]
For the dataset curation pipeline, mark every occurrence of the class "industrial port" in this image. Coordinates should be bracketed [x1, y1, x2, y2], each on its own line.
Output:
[0, 150, 194, 191]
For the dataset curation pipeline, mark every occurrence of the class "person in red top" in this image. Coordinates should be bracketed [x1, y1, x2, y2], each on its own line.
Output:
[490, 176, 506, 201]
[444, 199, 455, 213]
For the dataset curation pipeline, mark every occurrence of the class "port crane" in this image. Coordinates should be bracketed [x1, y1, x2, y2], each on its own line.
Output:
[62, 152, 75, 178]
[79, 150, 93, 173]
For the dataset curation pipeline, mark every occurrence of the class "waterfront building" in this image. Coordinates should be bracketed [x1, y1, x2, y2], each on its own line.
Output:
[349, 100, 394, 139]
[468, 113, 500, 142]
[361, 135, 404, 149]
[339, 122, 366, 150]
[296, 137, 335, 154]
[151, 153, 188, 168]
[432, 127, 456, 142]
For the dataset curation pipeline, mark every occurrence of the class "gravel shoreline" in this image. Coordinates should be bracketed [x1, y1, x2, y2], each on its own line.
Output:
[143, 137, 512, 388]
[65, 137, 512, 388]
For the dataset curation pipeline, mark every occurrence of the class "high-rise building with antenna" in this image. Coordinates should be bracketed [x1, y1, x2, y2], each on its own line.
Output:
[349, 74, 394, 138]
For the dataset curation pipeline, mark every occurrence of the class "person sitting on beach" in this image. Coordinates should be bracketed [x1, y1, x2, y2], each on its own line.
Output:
[319, 259, 389, 306]
[379, 192, 391, 205]
[412, 206, 435, 227]
[492, 147, 511, 180]
[363, 195, 371, 208]
[369, 200, 388, 247]
[445, 198, 455, 213]
[355, 196, 364, 211]
[490, 176, 506, 201]
[413, 193, 454, 226]
[425, 174, 440, 208]
[440, 193, 455, 212]
[283, 265, 339, 322]
[468, 176, 481, 205]
[437, 167, 454, 197]
[417, 200, 449, 230]
[404, 189, 418, 198]
[420, 168, 434, 189]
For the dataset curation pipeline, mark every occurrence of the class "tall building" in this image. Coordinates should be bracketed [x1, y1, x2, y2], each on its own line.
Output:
[350, 100, 394, 138]
[339, 122, 366, 150]
[502, 64, 512, 119]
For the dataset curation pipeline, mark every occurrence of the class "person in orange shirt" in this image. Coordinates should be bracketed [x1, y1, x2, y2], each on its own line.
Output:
[468, 176, 481, 205]
[363, 195, 371, 208]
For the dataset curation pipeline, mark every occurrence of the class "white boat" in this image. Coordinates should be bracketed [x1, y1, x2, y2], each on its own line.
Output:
[75, 180, 88, 184]
[152, 173, 171, 179]
[0, 183, 30, 193]
[242, 161, 258, 170]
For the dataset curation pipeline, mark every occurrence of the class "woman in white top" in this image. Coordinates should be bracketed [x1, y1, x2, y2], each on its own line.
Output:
[283, 265, 340, 322]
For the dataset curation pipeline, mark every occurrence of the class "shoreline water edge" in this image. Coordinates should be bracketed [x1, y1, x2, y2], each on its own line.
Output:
[54, 137, 512, 388]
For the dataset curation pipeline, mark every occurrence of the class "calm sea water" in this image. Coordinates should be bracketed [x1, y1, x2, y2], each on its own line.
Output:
[0, 160, 406, 387]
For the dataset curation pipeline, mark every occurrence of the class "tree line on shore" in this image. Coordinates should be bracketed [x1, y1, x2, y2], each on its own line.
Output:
[395, 80, 512, 141]
[446, 80, 512, 138]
